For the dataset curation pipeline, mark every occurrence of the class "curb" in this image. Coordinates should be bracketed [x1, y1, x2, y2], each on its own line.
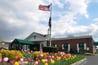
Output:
[71, 58, 87, 65]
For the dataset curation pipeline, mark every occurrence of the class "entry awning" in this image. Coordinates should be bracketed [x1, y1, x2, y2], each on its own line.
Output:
[93, 42, 98, 46]
[13, 39, 36, 45]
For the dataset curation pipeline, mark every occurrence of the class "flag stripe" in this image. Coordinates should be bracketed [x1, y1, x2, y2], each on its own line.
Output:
[39, 5, 50, 11]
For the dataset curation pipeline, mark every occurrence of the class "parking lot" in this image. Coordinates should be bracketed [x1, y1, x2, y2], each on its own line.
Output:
[83, 55, 98, 65]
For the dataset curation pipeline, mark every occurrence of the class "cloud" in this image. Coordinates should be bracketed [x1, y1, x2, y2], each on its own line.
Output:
[0, 0, 98, 42]
[89, 18, 98, 39]
[51, 0, 89, 36]
[93, 18, 98, 22]
[90, 0, 98, 3]
[52, 16, 98, 41]
[65, 0, 89, 18]
[0, 0, 49, 41]
[48, 0, 64, 8]
[48, 0, 89, 18]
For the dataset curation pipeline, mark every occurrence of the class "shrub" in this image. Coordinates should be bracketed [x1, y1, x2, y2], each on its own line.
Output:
[42, 46, 58, 52]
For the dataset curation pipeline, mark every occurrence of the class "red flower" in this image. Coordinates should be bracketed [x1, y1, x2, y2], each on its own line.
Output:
[65, 54, 71, 59]
[35, 58, 40, 62]
[15, 56, 19, 60]
[27, 57, 33, 62]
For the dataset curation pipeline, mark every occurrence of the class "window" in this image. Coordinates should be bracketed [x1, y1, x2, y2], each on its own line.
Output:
[33, 35, 36, 39]
[79, 42, 85, 53]
[79, 42, 84, 48]
[41, 44, 44, 48]
[62, 43, 68, 50]
[64, 43, 68, 50]
[52, 44, 56, 47]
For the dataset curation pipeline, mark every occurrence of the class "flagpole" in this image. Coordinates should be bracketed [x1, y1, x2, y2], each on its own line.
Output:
[39, 3, 52, 47]
[49, 3, 52, 47]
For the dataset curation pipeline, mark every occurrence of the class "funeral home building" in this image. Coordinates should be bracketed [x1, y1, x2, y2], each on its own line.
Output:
[9, 32, 96, 53]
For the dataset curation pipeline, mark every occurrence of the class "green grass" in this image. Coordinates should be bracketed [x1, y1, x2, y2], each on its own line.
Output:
[70, 55, 84, 64]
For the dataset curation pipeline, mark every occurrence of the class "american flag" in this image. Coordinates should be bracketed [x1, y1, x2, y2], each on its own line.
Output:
[39, 4, 51, 11]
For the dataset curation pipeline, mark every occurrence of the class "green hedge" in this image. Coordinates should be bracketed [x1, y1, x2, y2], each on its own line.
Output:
[42, 46, 58, 52]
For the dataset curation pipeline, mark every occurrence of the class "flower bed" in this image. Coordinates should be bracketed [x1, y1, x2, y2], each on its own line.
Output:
[0, 49, 84, 65]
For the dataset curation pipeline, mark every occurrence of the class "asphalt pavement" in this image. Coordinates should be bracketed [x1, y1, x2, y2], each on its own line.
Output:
[83, 55, 98, 65]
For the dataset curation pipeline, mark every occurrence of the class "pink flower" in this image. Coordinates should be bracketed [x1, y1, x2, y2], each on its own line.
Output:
[20, 58, 24, 62]
[19, 58, 24, 64]
[27, 57, 33, 62]
[3, 57, 9, 62]
[0, 58, 2, 63]
[48, 56, 52, 59]
[10, 60, 14, 65]
[45, 59, 48, 63]
[35, 61, 39, 65]
[52, 56, 54, 59]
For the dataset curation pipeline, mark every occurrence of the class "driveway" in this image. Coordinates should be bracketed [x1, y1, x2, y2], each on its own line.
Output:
[83, 55, 98, 65]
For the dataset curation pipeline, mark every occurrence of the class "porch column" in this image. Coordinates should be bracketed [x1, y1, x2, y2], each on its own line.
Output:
[23, 45, 27, 51]
[77, 43, 79, 53]
[84, 43, 86, 50]
[55, 44, 57, 48]
[45, 39, 48, 46]
[40, 43, 42, 52]
[62, 44, 64, 49]
[68, 44, 70, 52]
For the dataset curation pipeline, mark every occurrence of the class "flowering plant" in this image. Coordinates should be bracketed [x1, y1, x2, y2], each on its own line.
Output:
[0, 50, 23, 61]
[0, 50, 84, 65]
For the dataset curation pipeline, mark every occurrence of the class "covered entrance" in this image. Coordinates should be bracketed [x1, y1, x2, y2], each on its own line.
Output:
[9, 39, 40, 51]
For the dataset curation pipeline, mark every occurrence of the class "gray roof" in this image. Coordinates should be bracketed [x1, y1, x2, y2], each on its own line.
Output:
[52, 35, 93, 41]
[25, 32, 93, 41]
[25, 32, 47, 39]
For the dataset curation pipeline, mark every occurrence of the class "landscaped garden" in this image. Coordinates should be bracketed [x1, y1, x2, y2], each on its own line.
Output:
[0, 49, 84, 65]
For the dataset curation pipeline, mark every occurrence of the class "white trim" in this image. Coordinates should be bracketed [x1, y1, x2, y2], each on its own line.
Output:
[68, 44, 70, 52]
[40, 43, 43, 52]
[77, 43, 79, 53]
[62, 44, 64, 49]
[86, 47, 89, 51]
[84, 43, 86, 50]
[55, 44, 57, 48]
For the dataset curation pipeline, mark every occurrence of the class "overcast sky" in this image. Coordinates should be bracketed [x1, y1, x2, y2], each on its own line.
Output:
[0, 0, 98, 42]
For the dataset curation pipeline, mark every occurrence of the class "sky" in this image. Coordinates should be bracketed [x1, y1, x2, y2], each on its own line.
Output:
[0, 0, 98, 42]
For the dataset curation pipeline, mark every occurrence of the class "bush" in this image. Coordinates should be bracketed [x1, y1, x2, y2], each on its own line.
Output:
[42, 46, 58, 52]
